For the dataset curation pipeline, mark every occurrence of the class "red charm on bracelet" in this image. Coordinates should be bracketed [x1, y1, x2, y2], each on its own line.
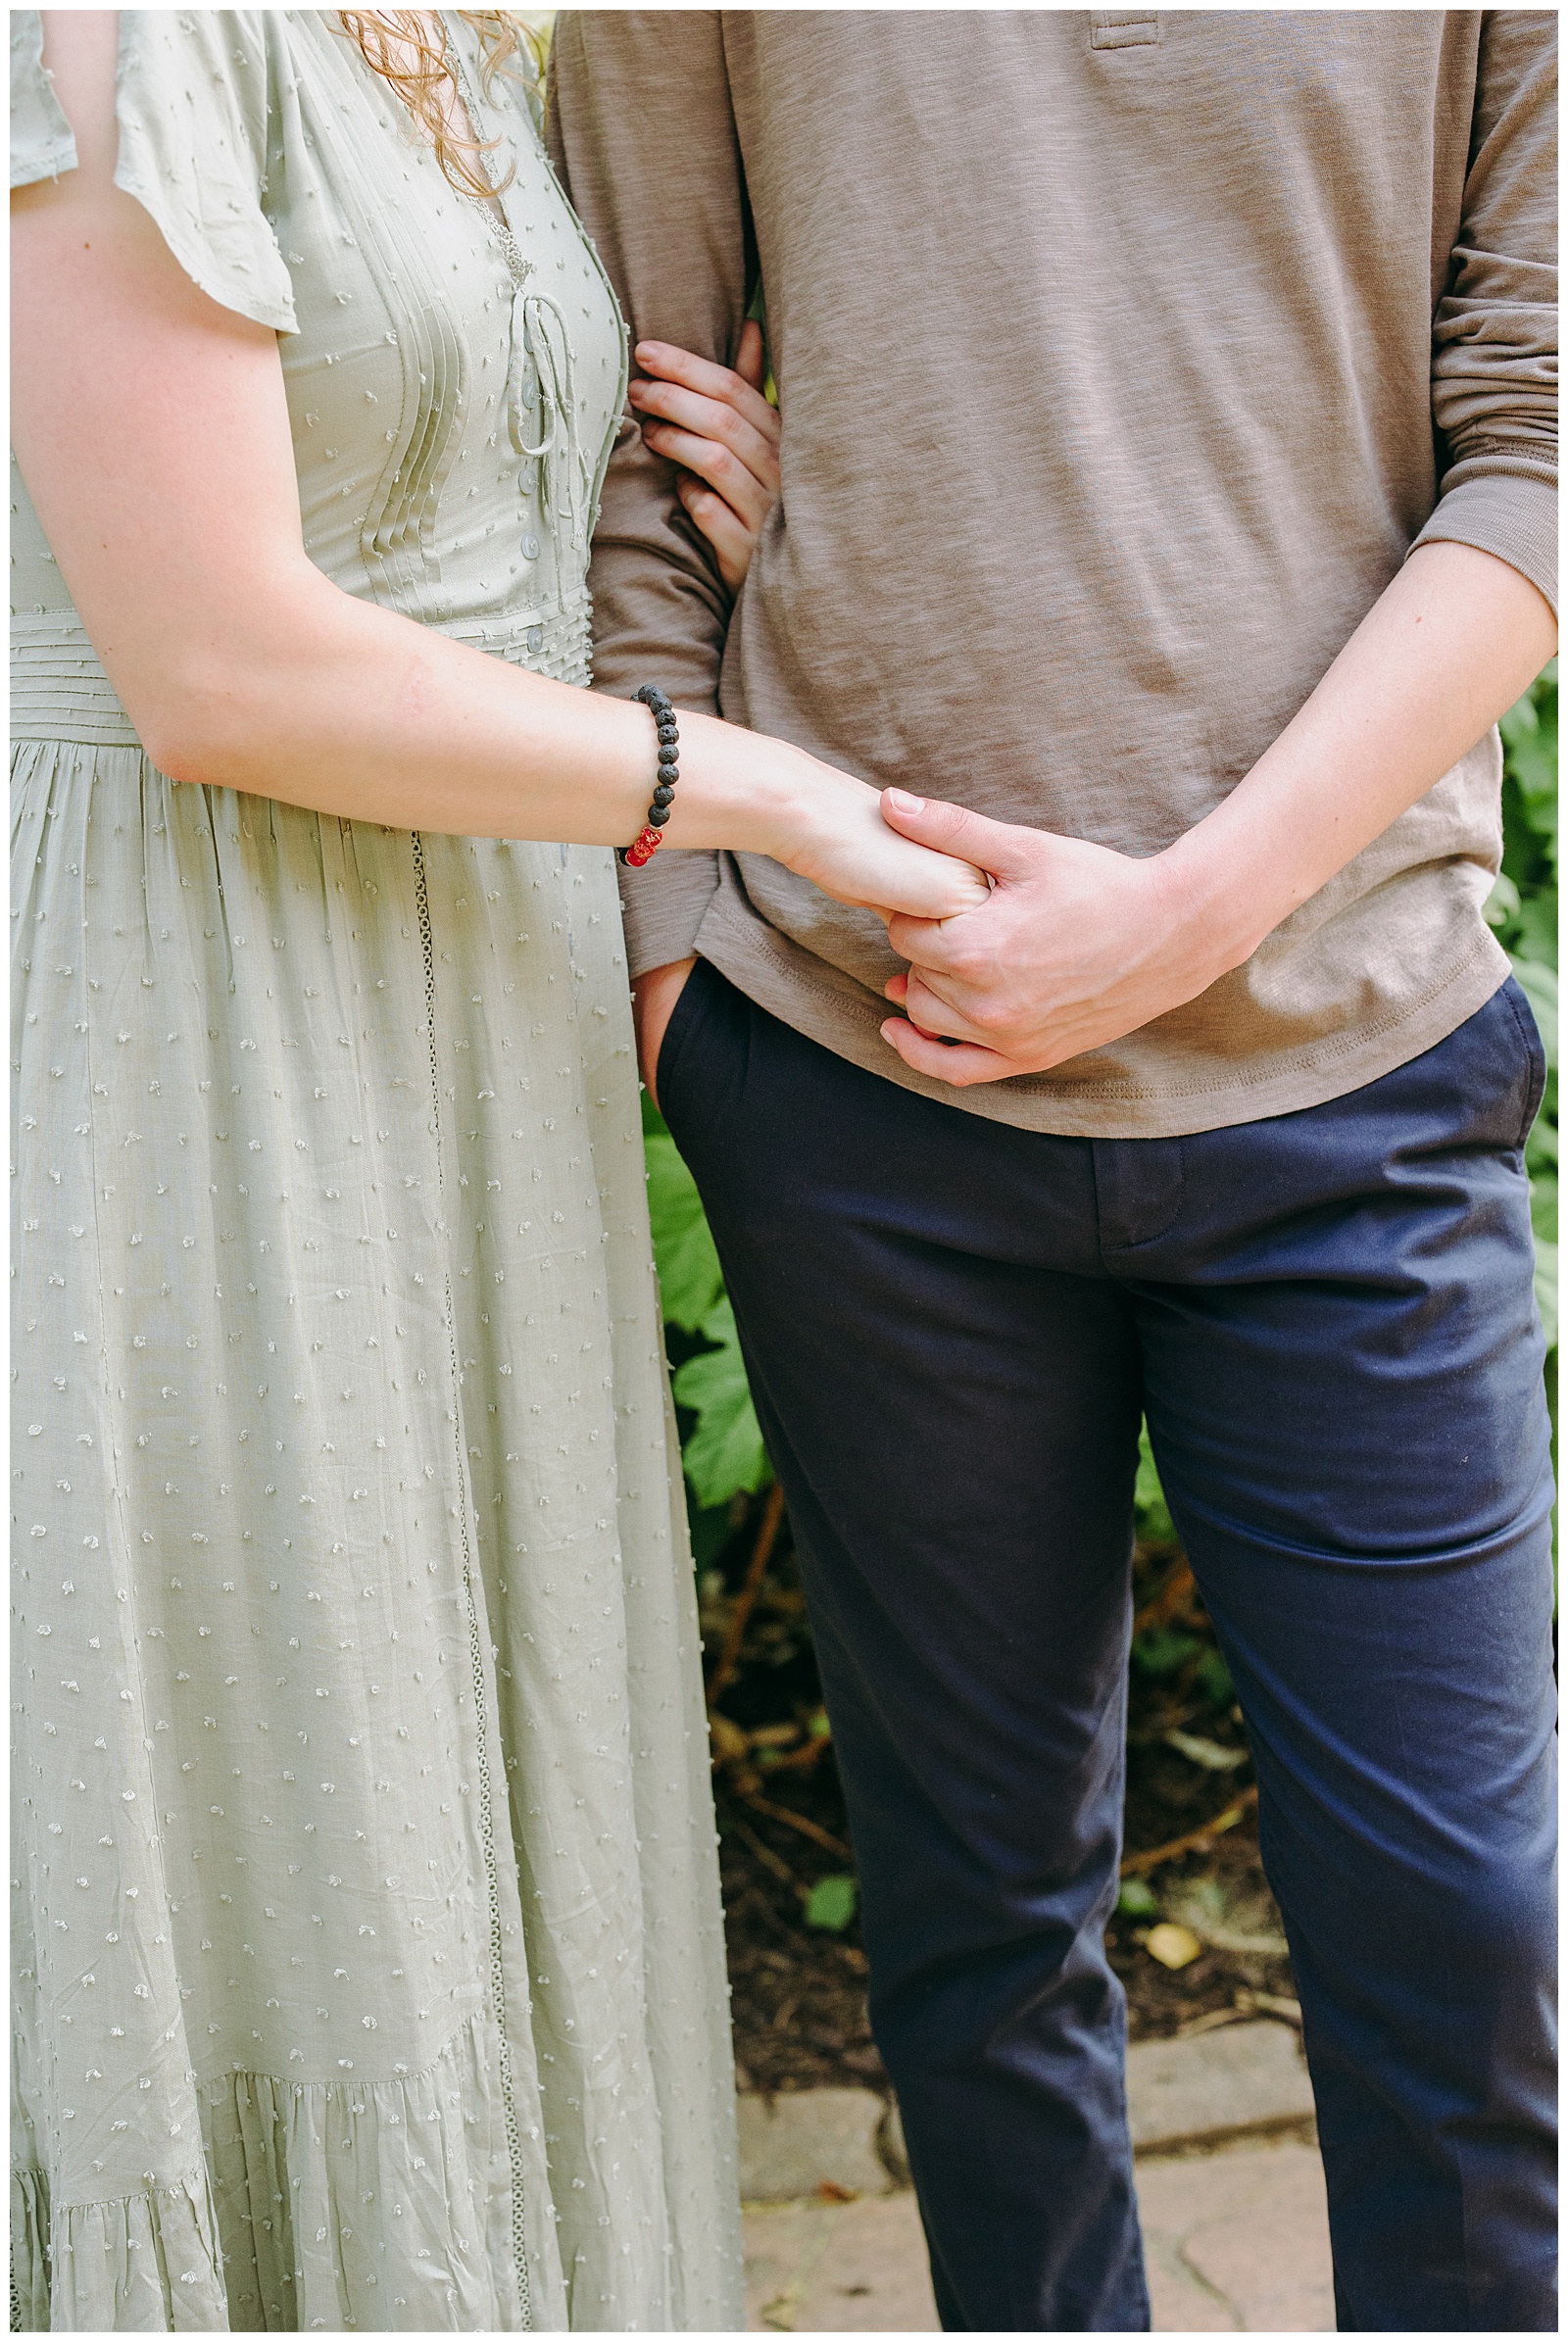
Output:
[617, 685, 678, 869]
[622, 824, 663, 868]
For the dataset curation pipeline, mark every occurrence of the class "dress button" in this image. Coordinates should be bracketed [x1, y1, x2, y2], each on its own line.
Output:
[521, 534, 540, 561]
[526, 626, 545, 654]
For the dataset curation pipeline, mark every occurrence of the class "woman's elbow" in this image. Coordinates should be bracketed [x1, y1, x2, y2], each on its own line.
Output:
[126, 661, 271, 789]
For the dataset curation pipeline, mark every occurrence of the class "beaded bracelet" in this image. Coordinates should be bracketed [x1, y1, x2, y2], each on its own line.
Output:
[617, 685, 678, 867]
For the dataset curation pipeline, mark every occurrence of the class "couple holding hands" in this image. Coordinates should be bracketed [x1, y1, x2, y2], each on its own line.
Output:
[11, 8, 1555, 2332]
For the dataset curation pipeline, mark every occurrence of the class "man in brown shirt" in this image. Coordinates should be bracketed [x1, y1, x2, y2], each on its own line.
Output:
[551, 14, 1557, 2328]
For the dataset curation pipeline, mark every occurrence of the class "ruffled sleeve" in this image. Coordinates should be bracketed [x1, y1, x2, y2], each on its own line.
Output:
[11, 10, 77, 187]
[11, 10, 296, 331]
[114, 8, 297, 334]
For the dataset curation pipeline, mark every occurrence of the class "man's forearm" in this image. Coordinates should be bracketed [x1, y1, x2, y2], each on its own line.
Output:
[1160, 541, 1558, 974]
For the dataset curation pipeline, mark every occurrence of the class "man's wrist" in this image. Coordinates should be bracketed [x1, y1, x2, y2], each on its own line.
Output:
[1153, 817, 1282, 984]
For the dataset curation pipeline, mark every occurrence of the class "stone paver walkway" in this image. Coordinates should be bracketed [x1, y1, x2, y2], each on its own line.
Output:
[1138, 2136, 1332, 2331]
[744, 2132, 1333, 2332]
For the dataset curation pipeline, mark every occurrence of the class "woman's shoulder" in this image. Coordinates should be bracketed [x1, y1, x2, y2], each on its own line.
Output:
[115, 10, 298, 329]
[12, 9, 298, 333]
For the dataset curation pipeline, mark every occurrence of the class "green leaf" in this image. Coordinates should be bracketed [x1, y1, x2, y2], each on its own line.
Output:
[804, 1875, 858, 1931]
[1195, 1648, 1233, 1706]
[644, 1132, 725, 1333]
[1485, 873, 1522, 931]
[688, 1499, 736, 1575]
[1527, 1117, 1559, 1179]
[1510, 958, 1557, 1070]
[1514, 892, 1558, 973]
[1117, 1878, 1159, 1920]
[1533, 1236, 1558, 1351]
[1501, 691, 1559, 817]
[1531, 1169, 1559, 1249]
[1131, 1628, 1200, 1679]
[672, 1297, 771, 1509]
[1135, 1425, 1175, 1544]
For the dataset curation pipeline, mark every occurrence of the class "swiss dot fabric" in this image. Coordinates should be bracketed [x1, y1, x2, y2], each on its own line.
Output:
[11, 12, 742, 2331]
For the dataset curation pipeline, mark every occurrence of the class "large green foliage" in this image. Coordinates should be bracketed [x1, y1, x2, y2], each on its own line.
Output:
[1490, 661, 1557, 1348]
[646, 666, 1559, 1534]
[643, 1092, 771, 1510]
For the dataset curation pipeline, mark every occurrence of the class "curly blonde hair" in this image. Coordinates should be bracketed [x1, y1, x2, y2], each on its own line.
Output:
[337, 12, 545, 199]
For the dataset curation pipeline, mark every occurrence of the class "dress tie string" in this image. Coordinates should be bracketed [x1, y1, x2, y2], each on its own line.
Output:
[508, 288, 592, 593]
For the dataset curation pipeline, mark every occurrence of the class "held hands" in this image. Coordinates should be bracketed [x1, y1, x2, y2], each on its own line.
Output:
[629, 321, 780, 592]
[876, 792, 1235, 1086]
[777, 766, 993, 924]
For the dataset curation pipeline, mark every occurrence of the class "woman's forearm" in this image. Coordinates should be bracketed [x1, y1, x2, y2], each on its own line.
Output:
[124, 565, 995, 922]
[1160, 541, 1558, 971]
[146, 555, 802, 854]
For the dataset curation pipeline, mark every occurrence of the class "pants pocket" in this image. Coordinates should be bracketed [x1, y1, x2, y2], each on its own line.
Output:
[1501, 975, 1549, 1151]
[655, 955, 712, 1118]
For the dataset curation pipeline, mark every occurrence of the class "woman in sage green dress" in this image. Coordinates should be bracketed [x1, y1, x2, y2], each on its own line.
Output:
[11, 11, 984, 2330]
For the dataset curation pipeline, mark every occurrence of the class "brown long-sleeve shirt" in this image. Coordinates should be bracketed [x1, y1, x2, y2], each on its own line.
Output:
[549, 9, 1556, 1137]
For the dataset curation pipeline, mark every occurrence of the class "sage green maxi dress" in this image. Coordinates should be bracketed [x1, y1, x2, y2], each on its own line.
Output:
[10, 12, 742, 2330]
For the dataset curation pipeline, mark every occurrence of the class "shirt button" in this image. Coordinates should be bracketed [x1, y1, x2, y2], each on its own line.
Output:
[521, 534, 540, 561]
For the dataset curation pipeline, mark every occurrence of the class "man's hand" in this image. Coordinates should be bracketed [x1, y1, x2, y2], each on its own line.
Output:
[877, 796, 1229, 1087]
[878, 544, 1556, 1090]
[633, 955, 699, 1110]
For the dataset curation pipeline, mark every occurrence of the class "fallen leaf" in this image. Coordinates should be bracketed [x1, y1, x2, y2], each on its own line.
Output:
[709, 1711, 751, 1766]
[1163, 1729, 1250, 1772]
[804, 1874, 858, 1931]
[1144, 1922, 1203, 1971]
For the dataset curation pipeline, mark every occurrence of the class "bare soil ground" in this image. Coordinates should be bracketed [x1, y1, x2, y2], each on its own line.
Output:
[696, 1491, 1298, 2095]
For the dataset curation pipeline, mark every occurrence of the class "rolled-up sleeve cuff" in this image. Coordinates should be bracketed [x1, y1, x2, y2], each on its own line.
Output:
[1408, 471, 1557, 616]
[617, 849, 723, 980]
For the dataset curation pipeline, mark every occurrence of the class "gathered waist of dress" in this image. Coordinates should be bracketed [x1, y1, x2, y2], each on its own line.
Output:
[11, 595, 595, 750]
[11, 608, 141, 748]
[435, 592, 594, 688]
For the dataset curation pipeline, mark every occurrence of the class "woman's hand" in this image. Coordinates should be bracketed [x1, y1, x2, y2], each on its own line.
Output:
[628, 319, 780, 592]
[743, 745, 992, 924]
[795, 792, 993, 924]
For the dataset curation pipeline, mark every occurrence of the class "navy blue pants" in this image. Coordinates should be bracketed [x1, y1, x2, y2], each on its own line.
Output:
[659, 961, 1556, 2332]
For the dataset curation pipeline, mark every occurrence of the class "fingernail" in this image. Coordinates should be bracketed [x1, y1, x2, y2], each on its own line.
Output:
[885, 789, 925, 816]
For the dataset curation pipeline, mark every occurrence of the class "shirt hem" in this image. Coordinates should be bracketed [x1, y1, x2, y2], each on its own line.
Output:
[691, 905, 1514, 1139]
